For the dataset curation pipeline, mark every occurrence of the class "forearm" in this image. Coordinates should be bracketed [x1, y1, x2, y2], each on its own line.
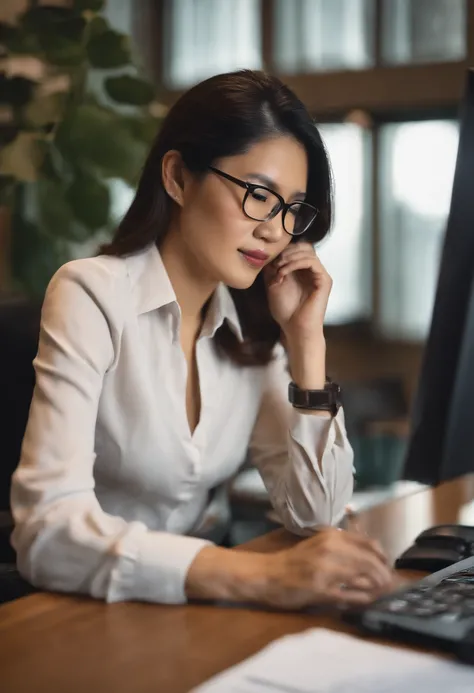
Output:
[185, 546, 273, 603]
[284, 332, 330, 417]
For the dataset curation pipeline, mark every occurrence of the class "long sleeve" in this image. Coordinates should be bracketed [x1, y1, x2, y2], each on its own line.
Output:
[249, 345, 354, 534]
[10, 263, 211, 604]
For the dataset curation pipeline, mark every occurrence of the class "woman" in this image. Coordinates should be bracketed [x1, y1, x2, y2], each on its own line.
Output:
[11, 70, 392, 609]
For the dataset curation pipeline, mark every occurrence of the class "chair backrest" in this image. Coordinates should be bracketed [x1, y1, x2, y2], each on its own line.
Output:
[0, 296, 41, 512]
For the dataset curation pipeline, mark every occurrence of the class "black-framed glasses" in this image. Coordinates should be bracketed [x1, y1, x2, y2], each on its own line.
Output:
[208, 166, 318, 237]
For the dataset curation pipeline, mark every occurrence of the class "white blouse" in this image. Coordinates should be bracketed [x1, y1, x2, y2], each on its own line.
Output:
[11, 244, 354, 605]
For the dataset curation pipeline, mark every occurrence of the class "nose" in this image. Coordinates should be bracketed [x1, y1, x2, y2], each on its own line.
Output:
[253, 212, 286, 244]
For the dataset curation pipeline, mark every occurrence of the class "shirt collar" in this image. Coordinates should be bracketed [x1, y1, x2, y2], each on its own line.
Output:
[126, 244, 243, 342]
[201, 282, 244, 342]
[126, 243, 176, 314]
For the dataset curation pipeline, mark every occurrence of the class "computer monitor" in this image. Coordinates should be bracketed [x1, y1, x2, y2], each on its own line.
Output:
[404, 68, 474, 485]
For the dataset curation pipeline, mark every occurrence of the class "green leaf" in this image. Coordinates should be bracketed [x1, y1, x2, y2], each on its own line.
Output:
[73, 0, 105, 12]
[66, 169, 110, 230]
[43, 36, 86, 67]
[1, 17, 43, 54]
[21, 7, 84, 40]
[120, 114, 160, 145]
[104, 75, 155, 106]
[11, 214, 67, 299]
[37, 178, 75, 237]
[87, 15, 109, 37]
[18, 7, 86, 65]
[36, 176, 97, 243]
[86, 29, 131, 68]
[55, 103, 146, 184]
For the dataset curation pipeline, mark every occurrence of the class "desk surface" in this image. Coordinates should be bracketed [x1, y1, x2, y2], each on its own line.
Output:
[2, 474, 474, 693]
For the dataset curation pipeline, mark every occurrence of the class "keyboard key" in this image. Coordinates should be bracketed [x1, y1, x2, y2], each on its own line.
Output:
[385, 599, 410, 612]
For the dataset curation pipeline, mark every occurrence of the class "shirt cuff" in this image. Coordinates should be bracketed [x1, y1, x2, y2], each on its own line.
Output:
[289, 406, 335, 454]
[106, 522, 213, 604]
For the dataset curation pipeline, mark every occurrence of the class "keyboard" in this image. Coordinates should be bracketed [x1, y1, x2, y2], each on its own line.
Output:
[349, 556, 474, 662]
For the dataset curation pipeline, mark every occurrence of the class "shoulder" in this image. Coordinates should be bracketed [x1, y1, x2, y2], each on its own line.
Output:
[44, 253, 133, 331]
[49, 253, 127, 294]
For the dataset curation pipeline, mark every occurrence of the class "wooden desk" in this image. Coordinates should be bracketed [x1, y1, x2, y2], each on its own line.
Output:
[2, 474, 474, 693]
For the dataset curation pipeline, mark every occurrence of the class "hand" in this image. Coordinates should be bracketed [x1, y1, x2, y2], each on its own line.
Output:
[261, 527, 394, 610]
[265, 242, 332, 341]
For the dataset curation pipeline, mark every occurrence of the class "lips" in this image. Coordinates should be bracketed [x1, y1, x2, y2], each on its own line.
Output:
[238, 249, 269, 269]
[239, 249, 269, 261]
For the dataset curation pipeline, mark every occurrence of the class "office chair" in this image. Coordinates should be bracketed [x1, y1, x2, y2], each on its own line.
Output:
[0, 295, 41, 603]
[0, 294, 233, 599]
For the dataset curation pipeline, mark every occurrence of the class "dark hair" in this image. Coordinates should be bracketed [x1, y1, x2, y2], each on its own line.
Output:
[100, 70, 333, 366]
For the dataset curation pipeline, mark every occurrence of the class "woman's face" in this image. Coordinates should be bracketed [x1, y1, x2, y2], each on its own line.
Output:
[170, 135, 309, 289]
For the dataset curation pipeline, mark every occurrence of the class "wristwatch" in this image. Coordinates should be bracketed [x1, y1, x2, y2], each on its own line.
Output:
[288, 380, 341, 416]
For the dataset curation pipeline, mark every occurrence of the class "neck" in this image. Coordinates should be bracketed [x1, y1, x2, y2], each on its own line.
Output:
[159, 230, 217, 328]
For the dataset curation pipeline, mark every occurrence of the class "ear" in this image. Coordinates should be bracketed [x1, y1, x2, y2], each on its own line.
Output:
[162, 150, 187, 206]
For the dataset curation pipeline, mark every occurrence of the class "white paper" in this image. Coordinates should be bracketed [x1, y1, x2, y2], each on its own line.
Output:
[191, 628, 474, 692]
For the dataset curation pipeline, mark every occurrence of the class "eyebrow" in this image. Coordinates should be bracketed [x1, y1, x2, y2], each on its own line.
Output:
[247, 172, 306, 199]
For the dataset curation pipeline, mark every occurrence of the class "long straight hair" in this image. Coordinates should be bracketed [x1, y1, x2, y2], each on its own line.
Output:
[101, 70, 333, 366]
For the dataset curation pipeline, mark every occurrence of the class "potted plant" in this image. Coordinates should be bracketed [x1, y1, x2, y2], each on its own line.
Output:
[0, 0, 163, 297]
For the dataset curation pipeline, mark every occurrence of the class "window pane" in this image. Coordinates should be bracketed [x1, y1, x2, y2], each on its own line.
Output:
[317, 123, 372, 324]
[379, 120, 459, 340]
[273, 0, 375, 74]
[163, 0, 262, 88]
[382, 0, 466, 65]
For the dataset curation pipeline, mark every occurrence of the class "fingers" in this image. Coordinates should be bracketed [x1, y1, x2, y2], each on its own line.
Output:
[280, 241, 315, 256]
[275, 248, 320, 269]
[341, 529, 389, 565]
[325, 586, 375, 606]
[271, 258, 329, 289]
[276, 253, 321, 272]
[338, 543, 393, 589]
[347, 574, 396, 592]
[270, 526, 395, 610]
[345, 535, 392, 580]
[274, 244, 317, 268]
[273, 250, 330, 284]
[268, 245, 331, 291]
[313, 546, 390, 591]
[347, 574, 381, 592]
[307, 529, 392, 589]
[279, 258, 319, 279]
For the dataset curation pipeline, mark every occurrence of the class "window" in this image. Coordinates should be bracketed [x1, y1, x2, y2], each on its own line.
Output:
[379, 120, 459, 339]
[382, 0, 466, 65]
[273, 0, 375, 74]
[317, 123, 372, 324]
[163, 0, 262, 88]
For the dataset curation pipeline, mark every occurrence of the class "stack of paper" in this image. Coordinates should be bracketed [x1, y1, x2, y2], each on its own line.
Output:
[192, 628, 474, 692]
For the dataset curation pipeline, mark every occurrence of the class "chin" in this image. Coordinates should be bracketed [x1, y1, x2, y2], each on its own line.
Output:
[223, 268, 260, 290]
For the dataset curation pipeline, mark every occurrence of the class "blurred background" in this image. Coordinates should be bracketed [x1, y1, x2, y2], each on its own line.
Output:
[1, 0, 473, 540]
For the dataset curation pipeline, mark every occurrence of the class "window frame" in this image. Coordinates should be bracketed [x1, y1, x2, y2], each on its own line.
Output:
[134, 0, 474, 340]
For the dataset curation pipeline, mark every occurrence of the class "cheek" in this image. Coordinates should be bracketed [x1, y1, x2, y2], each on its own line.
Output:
[201, 192, 252, 245]
[182, 187, 251, 255]
[192, 184, 240, 227]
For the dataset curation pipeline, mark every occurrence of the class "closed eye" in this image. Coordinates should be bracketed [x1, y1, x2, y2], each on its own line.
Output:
[288, 203, 302, 217]
[251, 189, 269, 203]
